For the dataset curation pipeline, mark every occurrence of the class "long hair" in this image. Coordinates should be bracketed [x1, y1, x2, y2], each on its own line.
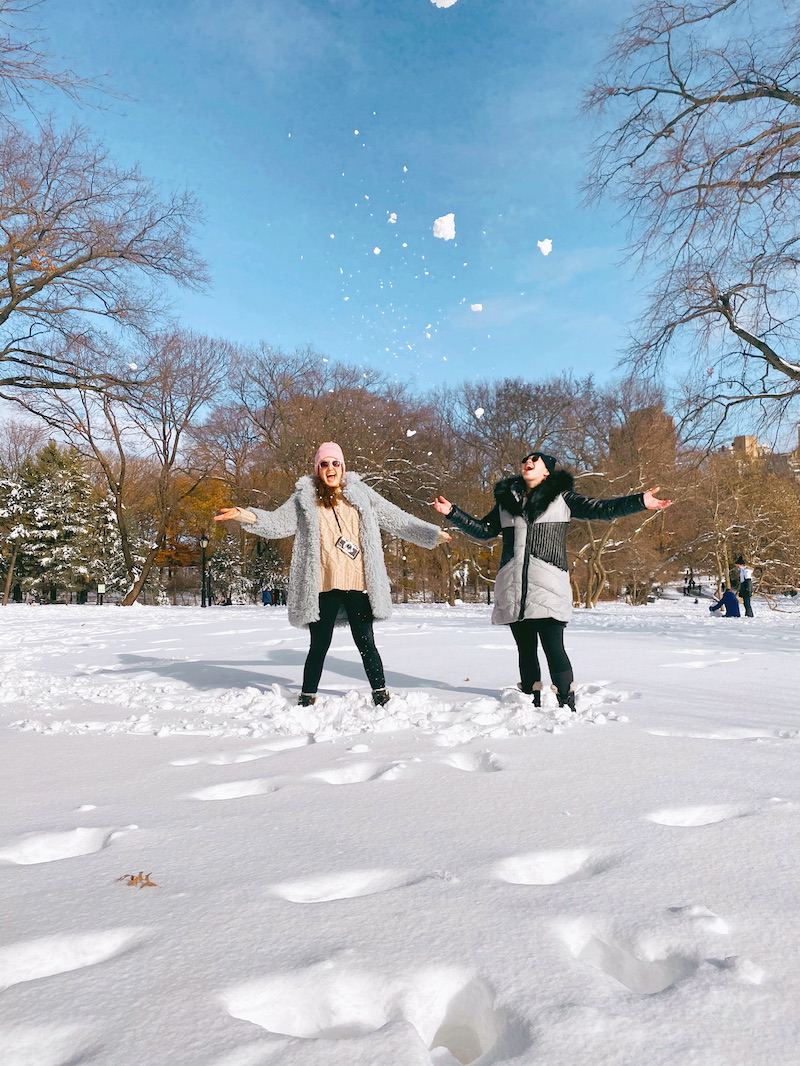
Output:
[313, 474, 343, 508]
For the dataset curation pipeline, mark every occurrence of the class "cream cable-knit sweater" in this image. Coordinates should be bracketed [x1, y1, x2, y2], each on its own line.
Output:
[318, 498, 367, 592]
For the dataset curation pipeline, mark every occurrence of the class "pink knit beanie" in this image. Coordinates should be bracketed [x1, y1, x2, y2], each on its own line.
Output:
[314, 442, 345, 474]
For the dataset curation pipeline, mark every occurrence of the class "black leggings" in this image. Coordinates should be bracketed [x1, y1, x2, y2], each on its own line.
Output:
[509, 617, 573, 694]
[301, 591, 385, 694]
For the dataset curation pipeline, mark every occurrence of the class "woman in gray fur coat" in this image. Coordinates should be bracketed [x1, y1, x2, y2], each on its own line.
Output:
[433, 451, 671, 711]
[215, 442, 451, 707]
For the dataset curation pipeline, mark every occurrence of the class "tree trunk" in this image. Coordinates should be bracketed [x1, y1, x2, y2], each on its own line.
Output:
[2, 547, 18, 606]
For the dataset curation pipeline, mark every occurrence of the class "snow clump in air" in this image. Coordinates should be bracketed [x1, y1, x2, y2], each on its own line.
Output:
[431, 0, 459, 7]
[373, 247, 381, 255]
[537, 238, 553, 255]
[433, 213, 456, 241]
[470, 303, 482, 312]
[474, 408, 485, 419]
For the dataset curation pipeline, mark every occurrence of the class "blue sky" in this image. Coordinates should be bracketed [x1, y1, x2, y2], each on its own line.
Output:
[34, 0, 641, 391]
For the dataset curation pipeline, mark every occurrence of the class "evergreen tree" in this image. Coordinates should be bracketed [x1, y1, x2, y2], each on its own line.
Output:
[4, 442, 118, 599]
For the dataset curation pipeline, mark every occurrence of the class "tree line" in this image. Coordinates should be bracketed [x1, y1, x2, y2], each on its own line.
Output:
[2, 350, 799, 606]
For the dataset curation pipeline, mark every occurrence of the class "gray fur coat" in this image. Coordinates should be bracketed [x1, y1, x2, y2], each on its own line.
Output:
[246, 473, 442, 629]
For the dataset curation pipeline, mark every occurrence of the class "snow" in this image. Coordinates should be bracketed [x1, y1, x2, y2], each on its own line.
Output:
[1, 599, 799, 1065]
[430, 0, 459, 7]
[433, 213, 456, 241]
[470, 303, 483, 312]
[474, 407, 485, 418]
[537, 238, 553, 256]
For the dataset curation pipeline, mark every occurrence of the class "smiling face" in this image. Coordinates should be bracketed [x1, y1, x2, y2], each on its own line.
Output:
[318, 457, 344, 489]
[520, 455, 550, 488]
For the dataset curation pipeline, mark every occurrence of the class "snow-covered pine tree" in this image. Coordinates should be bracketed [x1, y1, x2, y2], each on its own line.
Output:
[7, 442, 119, 601]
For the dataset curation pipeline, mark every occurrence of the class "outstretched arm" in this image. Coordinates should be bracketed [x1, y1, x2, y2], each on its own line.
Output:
[369, 489, 449, 549]
[565, 486, 672, 522]
[215, 507, 256, 525]
[432, 496, 502, 541]
[215, 498, 299, 540]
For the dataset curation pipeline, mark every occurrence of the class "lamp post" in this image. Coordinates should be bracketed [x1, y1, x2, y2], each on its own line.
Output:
[199, 534, 209, 608]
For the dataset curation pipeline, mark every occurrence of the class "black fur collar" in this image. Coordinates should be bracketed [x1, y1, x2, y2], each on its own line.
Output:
[494, 469, 573, 520]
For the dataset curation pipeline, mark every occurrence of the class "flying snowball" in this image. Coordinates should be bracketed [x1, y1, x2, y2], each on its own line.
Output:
[433, 213, 455, 241]
[128, 363, 138, 370]
[431, 0, 459, 6]
[470, 303, 483, 312]
[388, 213, 397, 224]
[406, 429, 417, 437]
[537, 238, 553, 256]
[373, 247, 381, 255]
[474, 407, 485, 418]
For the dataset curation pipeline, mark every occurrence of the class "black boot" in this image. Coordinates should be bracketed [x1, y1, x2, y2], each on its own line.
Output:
[516, 681, 543, 707]
[372, 688, 391, 706]
[297, 692, 317, 707]
[551, 684, 577, 712]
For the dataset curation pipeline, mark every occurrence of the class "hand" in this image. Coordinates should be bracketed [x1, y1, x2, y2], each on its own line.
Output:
[431, 495, 453, 516]
[643, 487, 672, 510]
[436, 529, 452, 545]
[215, 507, 257, 524]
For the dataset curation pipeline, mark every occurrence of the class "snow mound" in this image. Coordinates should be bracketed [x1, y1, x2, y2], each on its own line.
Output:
[9, 682, 628, 743]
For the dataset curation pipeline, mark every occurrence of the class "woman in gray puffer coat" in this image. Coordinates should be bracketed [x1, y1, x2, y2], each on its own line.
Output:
[216, 442, 450, 707]
[433, 451, 671, 710]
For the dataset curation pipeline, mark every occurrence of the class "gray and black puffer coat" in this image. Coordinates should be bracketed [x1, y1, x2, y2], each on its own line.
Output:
[447, 470, 647, 625]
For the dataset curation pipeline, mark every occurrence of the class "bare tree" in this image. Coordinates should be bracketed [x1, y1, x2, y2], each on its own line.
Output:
[25, 330, 232, 603]
[0, 411, 45, 470]
[0, 0, 105, 113]
[0, 121, 207, 398]
[585, 0, 800, 431]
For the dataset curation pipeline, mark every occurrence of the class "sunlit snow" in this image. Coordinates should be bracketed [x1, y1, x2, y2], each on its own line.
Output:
[2, 600, 798, 1066]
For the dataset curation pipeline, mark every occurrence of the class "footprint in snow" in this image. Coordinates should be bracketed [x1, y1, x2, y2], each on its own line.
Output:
[0, 826, 135, 865]
[0, 1024, 96, 1066]
[659, 656, 742, 669]
[561, 920, 698, 995]
[268, 868, 424, 903]
[644, 804, 754, 827]
[186, 779, 282, 801]
[220, 957, 502, 1064]
[648, 727, 781, 740]
[434, 750, 502, 773]
[171, 736, 311, 766]
[0, 928, 147, 991]
[306, 760, 405, 785]
[491, 848, 618, 886]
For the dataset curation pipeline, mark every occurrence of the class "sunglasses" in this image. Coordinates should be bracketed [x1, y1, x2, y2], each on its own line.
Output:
[319, 460, 342, 469]
[521, 454, 542, 465]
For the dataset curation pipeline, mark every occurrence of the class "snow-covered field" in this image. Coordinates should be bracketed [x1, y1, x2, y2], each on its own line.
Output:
[1, 599, 799, 1066]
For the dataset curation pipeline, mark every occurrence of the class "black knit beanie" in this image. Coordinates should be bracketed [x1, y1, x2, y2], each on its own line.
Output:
[522, 451, 557, 474]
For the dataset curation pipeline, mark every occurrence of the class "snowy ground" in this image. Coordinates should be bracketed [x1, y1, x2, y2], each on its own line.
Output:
[1, 598, 799, 1066]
